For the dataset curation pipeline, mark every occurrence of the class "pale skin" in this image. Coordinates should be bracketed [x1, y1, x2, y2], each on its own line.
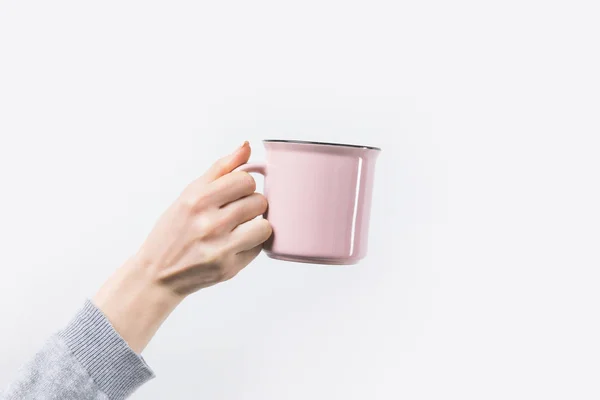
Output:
[93, 141, 271, 353]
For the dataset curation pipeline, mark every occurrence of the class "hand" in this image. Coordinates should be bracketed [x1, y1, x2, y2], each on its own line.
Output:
[93, 141, 271, 353]
[138, 140, 272, 294]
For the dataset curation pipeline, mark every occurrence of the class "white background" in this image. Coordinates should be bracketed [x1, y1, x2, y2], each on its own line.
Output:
[1, 1, 599, 399]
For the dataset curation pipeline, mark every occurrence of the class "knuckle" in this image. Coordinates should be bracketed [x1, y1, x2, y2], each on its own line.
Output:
[256, 194, 268, 213]
[236, 171, 256, 193]
[179, 191, 211, 213]
[194, 192, 212, 209]
[234, 200, 253, 218]
[178, 194, 198, 212]
[194, 214, 220, 238]
[259, 219, 273, 238]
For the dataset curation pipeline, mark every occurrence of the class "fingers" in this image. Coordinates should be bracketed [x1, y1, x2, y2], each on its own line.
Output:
[220, 244, 263, 281]
[237, 244, 263, 261]
[180, 142, 252, 206]
[202, 141, 251, 183]
[228, 218, 272, 253]
[220, 192, 268, 229]
[230, 244, 263, 275]
[203, 171, 257, 207]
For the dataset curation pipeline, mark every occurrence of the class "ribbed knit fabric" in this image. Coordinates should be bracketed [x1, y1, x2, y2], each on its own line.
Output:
[0, 300, 154, 400]
[59, 300, 155, 399]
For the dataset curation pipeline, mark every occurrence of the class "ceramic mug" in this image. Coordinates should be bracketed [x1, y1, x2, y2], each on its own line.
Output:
[237, 139, 381, 265]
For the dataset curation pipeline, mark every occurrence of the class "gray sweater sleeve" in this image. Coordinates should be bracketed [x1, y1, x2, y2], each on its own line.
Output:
[0, 300, 155, 400]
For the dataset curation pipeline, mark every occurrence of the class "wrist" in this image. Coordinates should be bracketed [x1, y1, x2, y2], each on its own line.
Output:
[93, 255, 184, 353]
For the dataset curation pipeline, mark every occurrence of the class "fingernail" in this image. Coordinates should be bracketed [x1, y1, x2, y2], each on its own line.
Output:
[236, 141, 249, 153]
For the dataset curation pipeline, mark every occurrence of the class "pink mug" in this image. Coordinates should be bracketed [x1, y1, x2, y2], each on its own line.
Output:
[237, 140, 381, 265]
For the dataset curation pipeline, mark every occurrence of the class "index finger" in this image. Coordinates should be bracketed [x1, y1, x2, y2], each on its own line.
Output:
[202, 141, 251, 184]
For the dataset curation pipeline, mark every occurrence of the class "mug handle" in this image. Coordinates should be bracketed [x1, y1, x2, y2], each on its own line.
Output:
[235, 162, 267, 176]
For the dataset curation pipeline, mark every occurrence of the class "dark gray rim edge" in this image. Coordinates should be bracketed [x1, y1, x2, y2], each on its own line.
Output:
[263, 139, 381, 151]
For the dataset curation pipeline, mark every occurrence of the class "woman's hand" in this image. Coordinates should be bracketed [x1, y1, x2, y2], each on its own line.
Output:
[137, 140, 271, 294]
[93, 142, 271, 353]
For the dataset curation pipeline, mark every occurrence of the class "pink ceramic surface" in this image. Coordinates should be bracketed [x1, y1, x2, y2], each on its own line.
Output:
[238, 140, 380, 265]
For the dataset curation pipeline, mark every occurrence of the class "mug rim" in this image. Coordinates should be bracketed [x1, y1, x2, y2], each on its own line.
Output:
[263, 139, 381, 151]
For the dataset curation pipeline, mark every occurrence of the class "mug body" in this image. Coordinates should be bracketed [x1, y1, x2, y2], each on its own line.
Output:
[262, 140, 380, 264]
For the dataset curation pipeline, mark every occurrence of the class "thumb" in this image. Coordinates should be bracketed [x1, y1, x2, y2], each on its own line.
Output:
[202, 141, 251, 183]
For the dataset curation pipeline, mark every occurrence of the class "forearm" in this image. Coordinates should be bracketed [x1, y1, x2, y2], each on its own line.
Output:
[92, 255, 183, 354]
